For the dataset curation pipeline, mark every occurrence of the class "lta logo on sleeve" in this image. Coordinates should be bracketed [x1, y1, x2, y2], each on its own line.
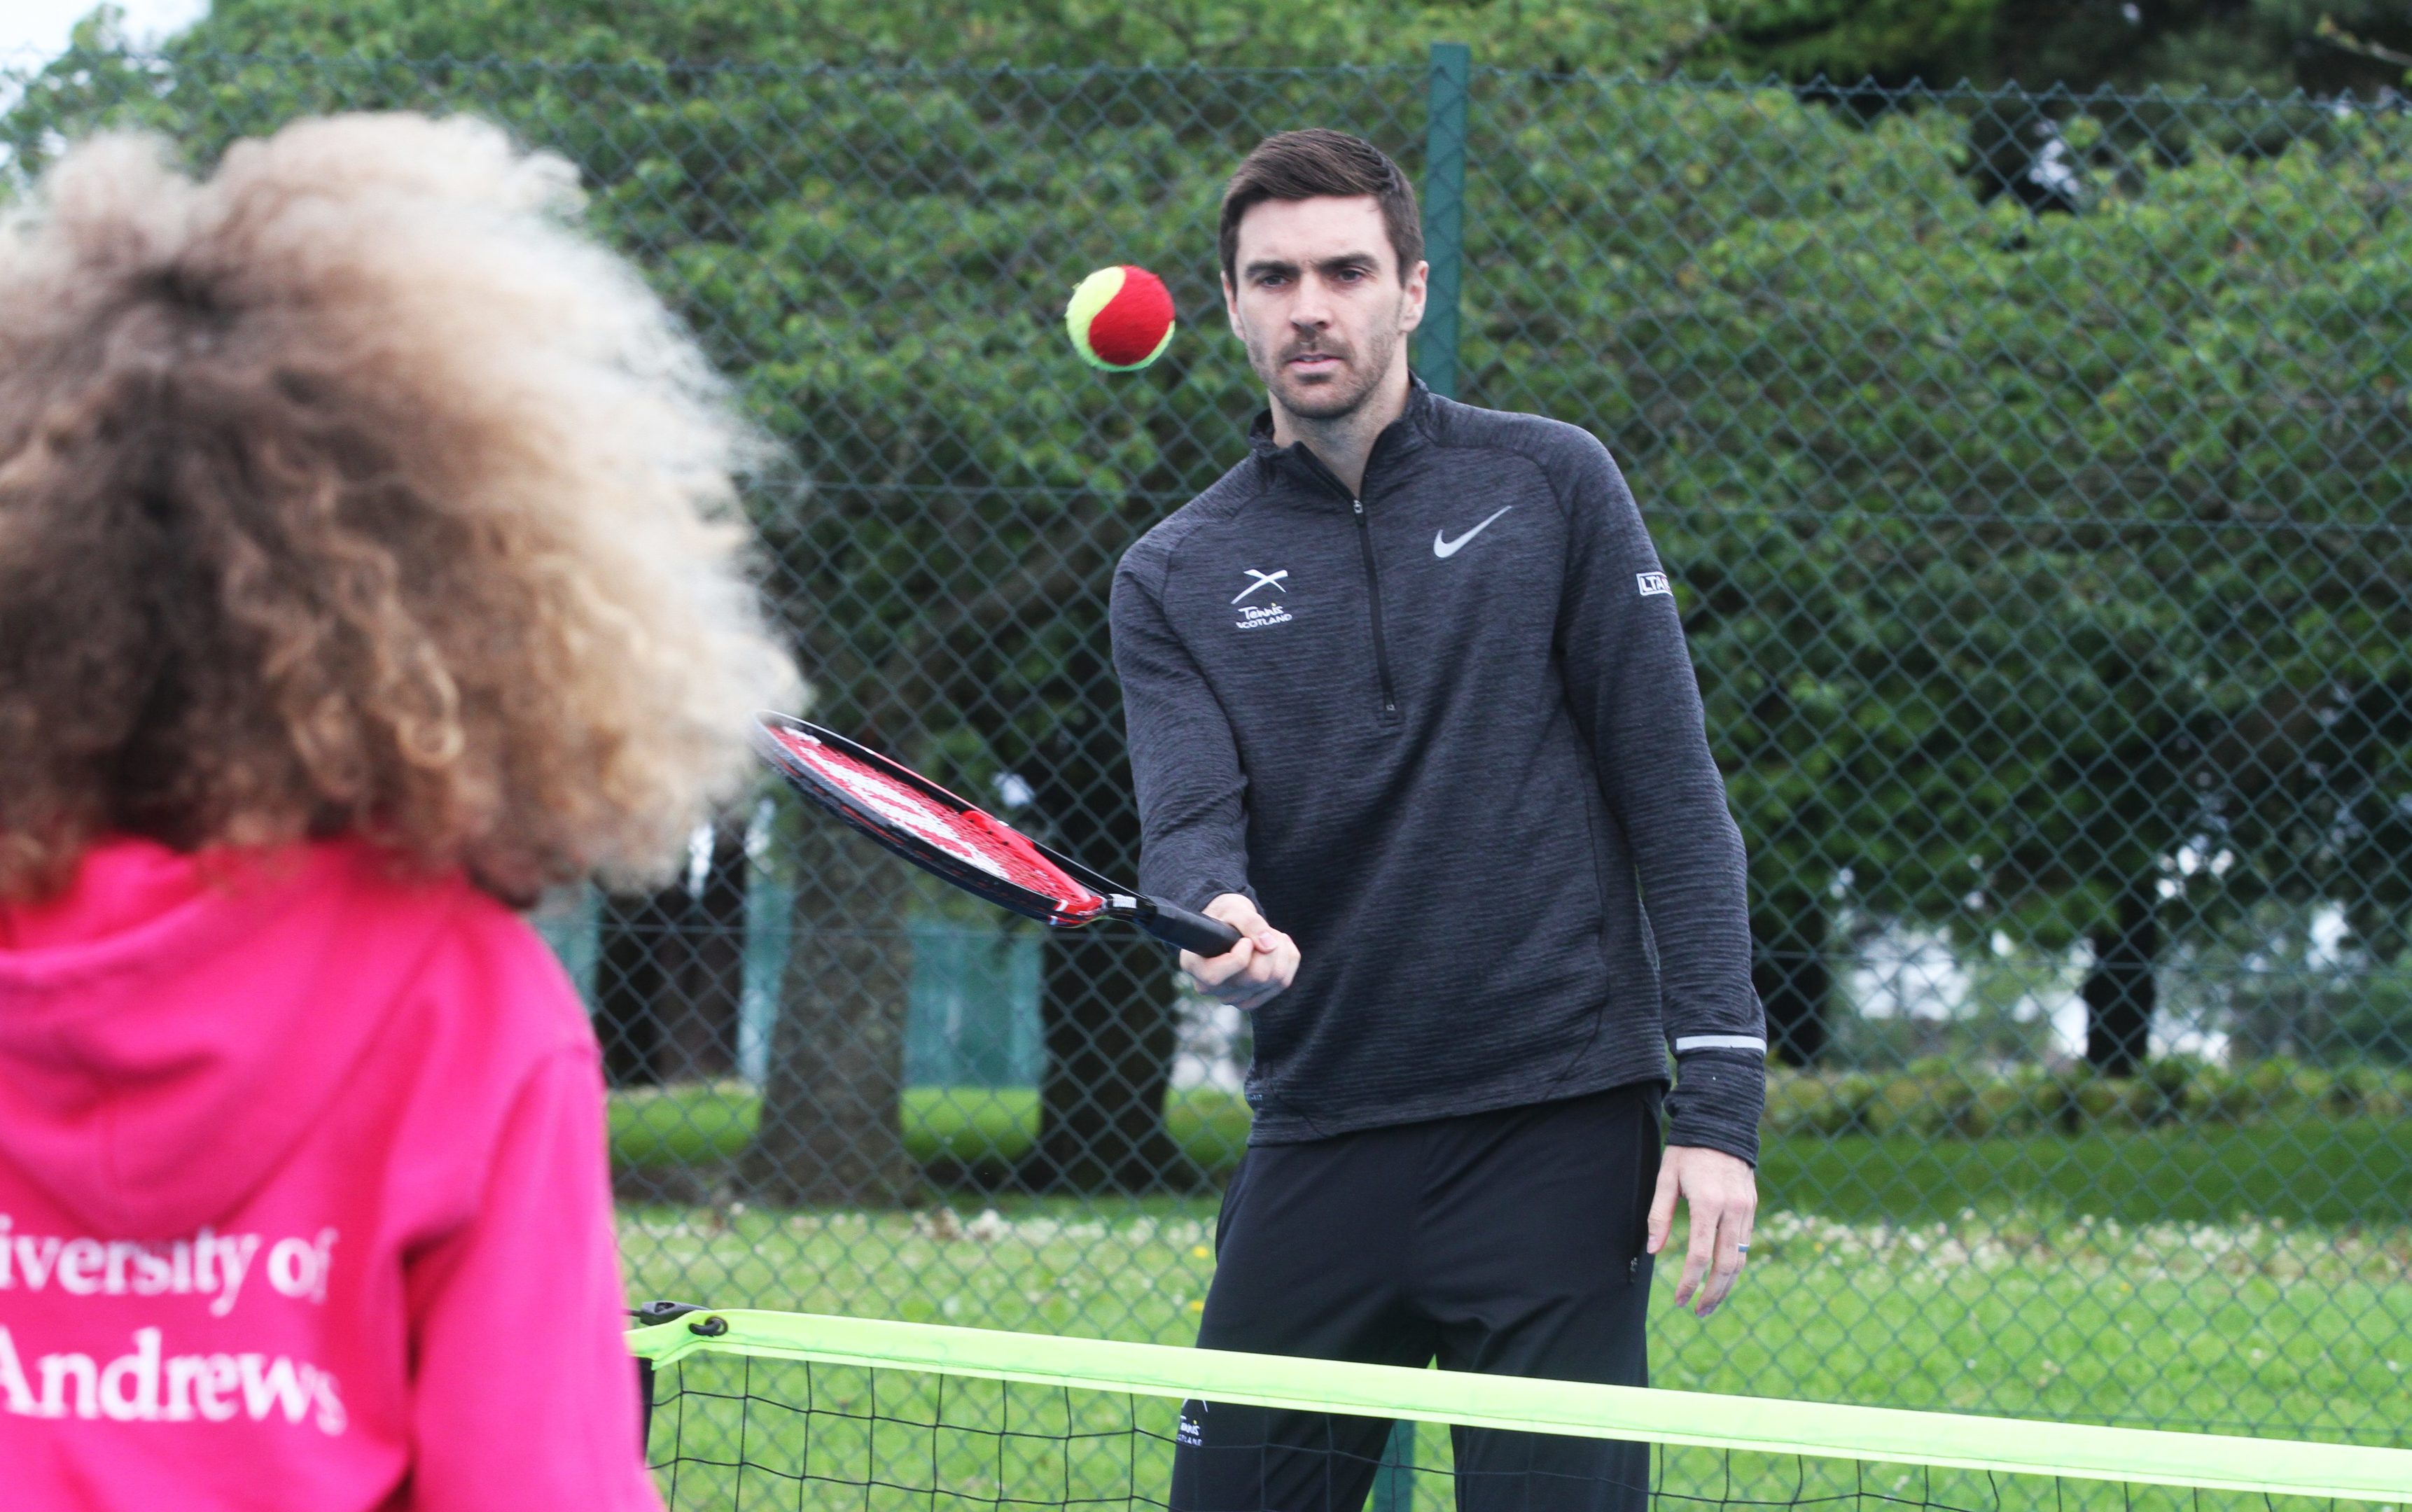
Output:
[1636, 572, 1671, 598]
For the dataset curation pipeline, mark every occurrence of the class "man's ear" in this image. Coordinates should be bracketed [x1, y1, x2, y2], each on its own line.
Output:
[1222, 272, 1243, 335]
[1399, 258, 1430, 334]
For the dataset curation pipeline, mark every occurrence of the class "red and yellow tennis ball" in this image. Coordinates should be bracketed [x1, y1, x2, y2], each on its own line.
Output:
[1065, 265, 1175, 371]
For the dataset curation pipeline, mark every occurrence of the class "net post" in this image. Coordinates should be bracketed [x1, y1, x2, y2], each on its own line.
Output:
[1416, 40, 1471, 400]
[636, 1356, 655, 1459]
[629, 1298, 706, 1463]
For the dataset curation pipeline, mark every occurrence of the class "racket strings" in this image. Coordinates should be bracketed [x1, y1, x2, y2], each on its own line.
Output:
[767, 727, 1104, 921]
[956, 808, 1106, 921]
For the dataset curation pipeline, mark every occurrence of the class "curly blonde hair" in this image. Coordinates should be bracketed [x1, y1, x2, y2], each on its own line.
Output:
[0, 113, 797, 904]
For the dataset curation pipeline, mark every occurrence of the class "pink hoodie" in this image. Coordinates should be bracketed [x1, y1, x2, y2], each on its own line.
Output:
[0, 837, 661, 1511]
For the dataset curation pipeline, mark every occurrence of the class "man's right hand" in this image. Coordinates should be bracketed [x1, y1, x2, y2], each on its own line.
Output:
[1180, 894, 1299, 1011]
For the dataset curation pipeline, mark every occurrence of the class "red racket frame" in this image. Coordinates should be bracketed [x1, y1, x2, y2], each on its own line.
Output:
[750, 713, 1241, 956]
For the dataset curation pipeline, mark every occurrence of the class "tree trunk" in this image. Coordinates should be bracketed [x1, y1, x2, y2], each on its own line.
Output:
[659, 817, 748, 1082]
[1752, 889, 1830, 1067]
[596, 881, 687, 1088]
[2083, 882, 2159, 1075]
[1028, 930, 1185, 1191]
[741, 817, 917, 1207]
[1015, 654, 1189, 1194]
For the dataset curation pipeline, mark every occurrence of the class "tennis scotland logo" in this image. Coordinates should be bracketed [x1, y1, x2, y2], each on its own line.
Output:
[1232, 569, 1293, 630]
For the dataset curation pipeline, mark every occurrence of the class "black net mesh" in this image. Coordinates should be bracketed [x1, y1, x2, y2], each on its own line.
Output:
[641, 1351, 2393, 1512]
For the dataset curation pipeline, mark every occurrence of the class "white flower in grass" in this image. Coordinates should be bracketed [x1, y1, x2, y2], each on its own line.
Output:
[966, 1208, 1011, 1244]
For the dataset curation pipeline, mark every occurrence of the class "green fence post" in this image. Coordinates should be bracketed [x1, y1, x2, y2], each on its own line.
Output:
[1372, 1420, 1417, 1512]
[1386, 113, 1469, 1512]
[1372, 40, 1471, 1451]
[1416, 40, 1471, 400]
[1386, 29, 1469, 1443]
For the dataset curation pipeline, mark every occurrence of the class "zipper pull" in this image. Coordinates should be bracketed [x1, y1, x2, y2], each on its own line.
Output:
[1353, 499, 1364, 516]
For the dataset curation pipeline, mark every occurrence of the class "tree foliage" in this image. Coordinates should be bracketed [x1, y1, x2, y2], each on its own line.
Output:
[1463, 83, 2412, 1004]
[139, 0, 1724, 76]
[156, 0, 2412, 97]
[1717, 0, 2412, 96]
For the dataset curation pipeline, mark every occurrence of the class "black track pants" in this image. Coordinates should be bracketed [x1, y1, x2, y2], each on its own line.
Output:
[1171, 1084, 1663, 1512]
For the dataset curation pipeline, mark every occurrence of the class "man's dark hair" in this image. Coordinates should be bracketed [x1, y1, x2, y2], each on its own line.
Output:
[1219, 130, 1423, 286]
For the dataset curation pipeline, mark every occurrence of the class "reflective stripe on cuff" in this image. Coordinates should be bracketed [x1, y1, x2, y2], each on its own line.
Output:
[1672, 1034, 1768, 1055]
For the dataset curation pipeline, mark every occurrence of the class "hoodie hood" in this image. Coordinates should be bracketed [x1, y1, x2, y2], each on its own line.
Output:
[0, 837, 466, 1236]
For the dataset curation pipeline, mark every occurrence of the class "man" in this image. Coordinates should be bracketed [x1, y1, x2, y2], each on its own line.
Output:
[1110, 130, 1766, 1512]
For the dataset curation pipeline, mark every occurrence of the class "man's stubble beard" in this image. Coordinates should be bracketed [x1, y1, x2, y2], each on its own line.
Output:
[1245, 302, 1405, 424]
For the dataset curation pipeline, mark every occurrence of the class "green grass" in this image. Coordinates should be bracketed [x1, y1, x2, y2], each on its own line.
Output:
[611, 1084, 2412, 1228]
[1762, 1117, 2412, 1227]
[610, 1084, 1252, 1172]
[611, 1082, 762, 1166]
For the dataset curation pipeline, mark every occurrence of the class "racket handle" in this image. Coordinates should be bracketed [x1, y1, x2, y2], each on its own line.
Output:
[1138, 899, 1243, 957]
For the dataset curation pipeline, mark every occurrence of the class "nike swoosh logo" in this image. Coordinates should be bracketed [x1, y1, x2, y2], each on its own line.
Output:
[1433, 505, 1514, 559]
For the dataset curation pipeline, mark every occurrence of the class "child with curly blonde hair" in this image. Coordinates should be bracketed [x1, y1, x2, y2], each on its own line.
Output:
[0, 113, 795, 1509]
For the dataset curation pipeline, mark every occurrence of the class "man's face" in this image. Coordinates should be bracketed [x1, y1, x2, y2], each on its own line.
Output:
[1223, 195, 1426, 423]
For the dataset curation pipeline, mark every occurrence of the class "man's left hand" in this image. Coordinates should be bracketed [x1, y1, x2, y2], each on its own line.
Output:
[1645, 1144, 1757, 1317]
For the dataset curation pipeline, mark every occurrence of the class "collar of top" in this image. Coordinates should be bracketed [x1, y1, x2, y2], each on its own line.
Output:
[1245, 371, 1437, 499]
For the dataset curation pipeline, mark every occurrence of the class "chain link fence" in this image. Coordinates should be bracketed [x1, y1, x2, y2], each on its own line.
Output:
[7, 43, 2409, 1447]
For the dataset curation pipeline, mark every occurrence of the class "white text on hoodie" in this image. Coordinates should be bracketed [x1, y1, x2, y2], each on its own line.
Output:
[0, 1216, 335, 1320]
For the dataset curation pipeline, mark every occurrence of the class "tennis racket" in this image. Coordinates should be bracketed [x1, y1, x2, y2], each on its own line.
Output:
[752, 712, 1243, 958]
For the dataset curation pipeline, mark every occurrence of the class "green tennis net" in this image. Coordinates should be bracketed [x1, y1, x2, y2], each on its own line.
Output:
[627, 1309, 2412, 1512]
